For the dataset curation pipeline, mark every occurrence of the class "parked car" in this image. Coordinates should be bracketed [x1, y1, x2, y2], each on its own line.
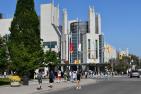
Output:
[130, 70, 140, 78]
[137, 69, 141, 75]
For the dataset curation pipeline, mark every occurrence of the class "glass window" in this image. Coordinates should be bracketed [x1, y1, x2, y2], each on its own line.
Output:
[88, 39, 91, 59]
[95, 40, 98, 59]
[43, 41, 57, 48]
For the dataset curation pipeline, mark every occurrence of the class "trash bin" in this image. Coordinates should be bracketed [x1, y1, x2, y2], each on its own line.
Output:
[22, 75, 29, 85]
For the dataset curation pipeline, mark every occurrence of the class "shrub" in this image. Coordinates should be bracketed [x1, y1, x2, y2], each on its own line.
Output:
[0, 78, 10, 85]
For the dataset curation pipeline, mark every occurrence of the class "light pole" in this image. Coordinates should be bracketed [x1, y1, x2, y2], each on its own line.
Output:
[131, 59, 135, 70]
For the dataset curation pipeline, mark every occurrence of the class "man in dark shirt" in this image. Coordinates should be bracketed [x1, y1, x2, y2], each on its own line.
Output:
[76, 71, 81, 89]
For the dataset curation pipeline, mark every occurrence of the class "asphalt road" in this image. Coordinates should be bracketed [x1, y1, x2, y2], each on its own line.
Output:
[43, 77, 141, 94]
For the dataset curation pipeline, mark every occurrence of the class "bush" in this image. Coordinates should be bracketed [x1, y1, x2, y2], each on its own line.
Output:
[0, 78, 10, 86]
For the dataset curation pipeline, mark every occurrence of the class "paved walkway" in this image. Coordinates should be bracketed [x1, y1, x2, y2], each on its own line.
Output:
[0, 79, 97, 94]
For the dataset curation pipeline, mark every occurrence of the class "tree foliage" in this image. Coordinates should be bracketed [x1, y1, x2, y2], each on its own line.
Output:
[8, 0, 43, 76]
[114, 62, 129, 74]
[44, 50, 60, 65]
[0, 36, 8, 72]
[129, 54, 140, 66]
[114, 54, 141, 74]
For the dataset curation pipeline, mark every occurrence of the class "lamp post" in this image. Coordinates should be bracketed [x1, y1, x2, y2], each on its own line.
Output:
[131, 59, 134, 70]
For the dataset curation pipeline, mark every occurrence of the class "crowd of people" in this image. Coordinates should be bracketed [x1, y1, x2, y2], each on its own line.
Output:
[36, 69, 83, 90]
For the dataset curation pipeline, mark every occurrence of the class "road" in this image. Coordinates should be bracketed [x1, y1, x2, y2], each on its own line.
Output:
[42, 77, 141, 94]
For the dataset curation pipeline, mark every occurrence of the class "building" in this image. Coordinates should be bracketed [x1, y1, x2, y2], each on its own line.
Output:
[0, 2, 107, 73]
[119, 48, 129, 59]
[40, 3, 61, 53]
[104, 44, 117, 63]
[61, 6, 104, 65]
[0, 18, 12, 37]
[99, 34, 104, 64]
[0, 13, 2, 19]
[61, 9, 69, 64]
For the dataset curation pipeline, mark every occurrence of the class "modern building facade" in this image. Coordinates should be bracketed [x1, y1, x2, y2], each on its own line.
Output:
[61, 6, 104, 65]
[69, 21, 88, 64]
[40, 3, 61, 53]
[104, 44, 117, 63]
[99, 34, 104, 64]
[0, 13, 2, 19]
[61, 9, 69, 64]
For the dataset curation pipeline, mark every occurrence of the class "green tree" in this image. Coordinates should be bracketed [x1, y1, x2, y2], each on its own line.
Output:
[8, 0, 43, 76]
[114, 62, 129, 74]
[44, 50, 60, 65]
[0, 36, 8, 72]
[114, 54, 141, 74]
[129, 54, 140, 66]
[44, 50, 60, 71]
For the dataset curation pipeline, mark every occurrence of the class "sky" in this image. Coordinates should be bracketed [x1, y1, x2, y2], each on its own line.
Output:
[0, 0, 141, 57]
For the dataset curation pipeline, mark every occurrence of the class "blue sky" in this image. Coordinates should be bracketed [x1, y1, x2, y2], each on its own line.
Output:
[0, 0, 141, 57]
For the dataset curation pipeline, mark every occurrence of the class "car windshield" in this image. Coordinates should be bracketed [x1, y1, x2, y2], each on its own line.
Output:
[132, 70, 138, 72]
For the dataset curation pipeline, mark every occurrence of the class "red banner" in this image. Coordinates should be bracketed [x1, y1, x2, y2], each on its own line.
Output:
[69, 42, 74, 54]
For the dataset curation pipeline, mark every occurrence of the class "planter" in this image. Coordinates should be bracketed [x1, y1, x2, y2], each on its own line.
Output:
[10, 81, 21, 87]
[8, 75, 21, 86]
[22, 75, 29, 85]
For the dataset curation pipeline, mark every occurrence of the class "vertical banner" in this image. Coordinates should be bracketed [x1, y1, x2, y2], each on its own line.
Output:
[78, 43, 81, 52]
[69, 41, 74, 54]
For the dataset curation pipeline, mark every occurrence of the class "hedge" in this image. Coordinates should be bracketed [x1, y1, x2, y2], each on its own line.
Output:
[0, 78, 10, 86]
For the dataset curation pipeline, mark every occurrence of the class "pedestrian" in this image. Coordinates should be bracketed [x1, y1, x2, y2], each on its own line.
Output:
[37, 70, 42, 90]
[76, 70, 81, 90]
[4, 71, 7, 78]
[73, 71, 77, 82]
[57, 70, 61, 82]
[48, 70, 55, 88]
[69, 71, 73, 82]
[85, 71, 88, 79]
[64, 71, 67, 81]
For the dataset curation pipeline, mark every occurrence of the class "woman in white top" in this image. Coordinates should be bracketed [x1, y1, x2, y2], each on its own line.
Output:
[73, 71, 77, 81]
[57, 70, 61, 82]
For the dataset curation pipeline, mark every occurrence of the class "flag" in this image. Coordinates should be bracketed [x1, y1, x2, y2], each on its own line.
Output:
[69, 42, 74, 54]
[78, 43, 81, 52]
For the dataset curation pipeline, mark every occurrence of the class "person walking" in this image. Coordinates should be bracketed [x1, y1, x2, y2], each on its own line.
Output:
[48, 70, 55, 88]
[73, 71, 77, 82]
[63, 71, 67, 81]
[76, 70, 81, 90]
[69, 71, 73, 82]
[37, 70, 43, 90]
[57, 70, 61, 82]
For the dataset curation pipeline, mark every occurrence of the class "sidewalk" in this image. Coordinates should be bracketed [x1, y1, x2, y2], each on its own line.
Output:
[0, 79, 97, 94]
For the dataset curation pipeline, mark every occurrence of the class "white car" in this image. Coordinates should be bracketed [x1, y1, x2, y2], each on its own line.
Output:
[130, 70, 140, 78]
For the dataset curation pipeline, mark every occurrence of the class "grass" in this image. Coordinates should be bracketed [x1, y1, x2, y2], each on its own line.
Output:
[0, 78, 10, 86]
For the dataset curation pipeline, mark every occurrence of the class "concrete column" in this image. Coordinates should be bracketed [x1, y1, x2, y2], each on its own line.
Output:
[61, 66, 64, 72]
[97, 66, 100, 75]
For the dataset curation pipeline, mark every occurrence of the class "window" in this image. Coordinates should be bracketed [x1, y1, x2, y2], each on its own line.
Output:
[88, 39, 91, 59]
[95, 16, 99, 34]
[95, 40, 98, 59]
[43, 41, 57, 48]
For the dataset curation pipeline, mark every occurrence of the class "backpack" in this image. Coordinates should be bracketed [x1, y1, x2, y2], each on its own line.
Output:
[37, 73, 42, 80]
